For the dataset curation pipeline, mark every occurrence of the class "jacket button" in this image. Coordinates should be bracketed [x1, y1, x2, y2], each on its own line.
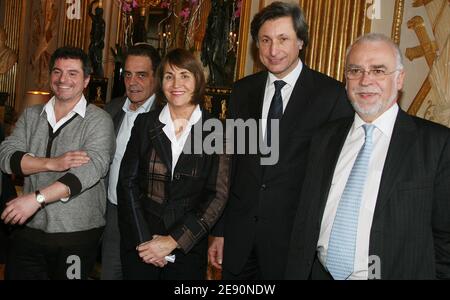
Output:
[174, 173, 181, 180]
[254, 216, 258, 222]
[261, 184, 267, 191]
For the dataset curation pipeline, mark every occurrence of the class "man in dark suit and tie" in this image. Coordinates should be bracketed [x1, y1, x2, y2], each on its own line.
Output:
[208, 2, 353, 279]
[101, 44, 160, 280]
[286, 33, 450, 280]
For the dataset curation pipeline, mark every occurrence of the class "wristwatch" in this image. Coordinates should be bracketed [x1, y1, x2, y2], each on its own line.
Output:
[34, 191, 46, 209]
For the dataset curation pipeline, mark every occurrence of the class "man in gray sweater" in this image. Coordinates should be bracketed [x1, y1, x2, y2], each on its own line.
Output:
[0, 47, 115, 280]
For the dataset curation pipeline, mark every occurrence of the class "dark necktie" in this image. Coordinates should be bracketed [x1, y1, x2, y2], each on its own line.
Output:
[266, 80, 286, 146]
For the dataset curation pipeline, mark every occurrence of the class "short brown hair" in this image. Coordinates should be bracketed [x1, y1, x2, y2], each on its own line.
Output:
[155, 48, 206, 107]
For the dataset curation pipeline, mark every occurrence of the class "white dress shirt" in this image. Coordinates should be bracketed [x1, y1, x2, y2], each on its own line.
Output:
[261, 59, 303, 134]
[107, 96, 155, 205]
[42, 95, 87, 132]
[159, 104, 202, 178]
[317, 104, 399, 280]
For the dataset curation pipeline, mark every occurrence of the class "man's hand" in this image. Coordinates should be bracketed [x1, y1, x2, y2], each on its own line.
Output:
[46, 151, 90, 172]
[1, 193, 41, 225]
[208, 236, 224, 269]
[137, 235, 178, 267]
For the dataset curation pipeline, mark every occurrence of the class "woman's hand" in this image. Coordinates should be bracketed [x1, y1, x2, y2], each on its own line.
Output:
[137, 235, 179, 267]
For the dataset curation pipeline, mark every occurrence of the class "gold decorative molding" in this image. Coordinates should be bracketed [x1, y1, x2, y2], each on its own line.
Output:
[298, 0, 369, 81]
[60, 0, 90, 49]
[391, 0, 405, 45]
[0, 0, 22, 109]
[407, 78, 432, 115]
[259, 0, 265, 11]
[406, 16, 437, 67]
[235, 0, 252, 80]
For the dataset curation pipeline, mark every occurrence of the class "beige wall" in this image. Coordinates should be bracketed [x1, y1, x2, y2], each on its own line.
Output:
[371, 0, 433, 111]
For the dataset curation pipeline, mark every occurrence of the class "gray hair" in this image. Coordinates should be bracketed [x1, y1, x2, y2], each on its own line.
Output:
[346, 33, 404, 70]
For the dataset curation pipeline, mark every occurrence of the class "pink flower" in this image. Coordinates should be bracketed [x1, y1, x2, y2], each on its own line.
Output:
[121, 0, 138, 13]
[179, 7, 191, 21]
[234, 0, 242, 18]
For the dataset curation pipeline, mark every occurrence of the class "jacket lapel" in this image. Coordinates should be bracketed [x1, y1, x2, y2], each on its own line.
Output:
[113, 110, 125, 136]
[248, 72, 267, 121]
[372, 110, 417, 219]
[279, 66, 313, 144]
[112, 97, 127, 135]
[246, 73, 267, 176]
[149, 118, 172, 175]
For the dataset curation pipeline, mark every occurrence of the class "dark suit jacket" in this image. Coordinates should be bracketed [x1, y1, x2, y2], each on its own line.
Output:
[104, 96, 157, 134]
[117, 109, 230, 255]
[286, 109, 450, 280]
[104, 96, 157, 197]
[216, 65, 354, 278]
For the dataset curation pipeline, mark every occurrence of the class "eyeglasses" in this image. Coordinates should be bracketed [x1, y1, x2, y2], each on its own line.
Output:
[345, 68, 400, 80]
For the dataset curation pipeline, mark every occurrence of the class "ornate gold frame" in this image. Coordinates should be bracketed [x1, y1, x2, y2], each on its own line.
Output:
[391, 0, 405, 45]
[235, 0, 252, 80]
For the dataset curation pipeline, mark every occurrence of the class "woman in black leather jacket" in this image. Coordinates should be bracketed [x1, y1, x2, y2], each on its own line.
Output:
[117, 48, 230, 279]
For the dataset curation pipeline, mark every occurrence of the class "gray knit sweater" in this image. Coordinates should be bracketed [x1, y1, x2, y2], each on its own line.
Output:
[0, 103, 115, 233]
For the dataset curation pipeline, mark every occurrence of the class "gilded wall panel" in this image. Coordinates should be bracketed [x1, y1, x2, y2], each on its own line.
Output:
[60, 0, 90, 49]
[0, 0, 22, 108]
[298, 0, 370, 81]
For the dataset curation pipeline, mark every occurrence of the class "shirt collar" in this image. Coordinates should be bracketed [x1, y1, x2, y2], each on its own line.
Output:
[353, 103, 399, 137]
[122, 94, 155, 113]
[159, 104, 202, 126]
[267, 59, 303, 89]
[41, 95, 87, 118]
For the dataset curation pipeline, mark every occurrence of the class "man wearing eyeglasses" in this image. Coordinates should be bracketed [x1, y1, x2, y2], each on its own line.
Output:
[285, 33, 450, 280]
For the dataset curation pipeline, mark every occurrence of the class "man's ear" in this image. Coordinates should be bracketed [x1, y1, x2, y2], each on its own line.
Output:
[84, 75, 91, 88]
[298, 40, 304, 50]
[396, 70, 405, 91]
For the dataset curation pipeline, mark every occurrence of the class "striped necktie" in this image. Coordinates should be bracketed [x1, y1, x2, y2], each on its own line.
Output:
[326, 124, 375, 280]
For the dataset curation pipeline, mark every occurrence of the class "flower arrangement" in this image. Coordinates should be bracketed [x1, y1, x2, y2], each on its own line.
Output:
[118, 0, 138, 14]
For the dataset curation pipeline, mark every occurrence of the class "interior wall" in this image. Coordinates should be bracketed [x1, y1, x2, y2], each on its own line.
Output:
[0, 0, 440, 114]
[371, 0, 433, 111]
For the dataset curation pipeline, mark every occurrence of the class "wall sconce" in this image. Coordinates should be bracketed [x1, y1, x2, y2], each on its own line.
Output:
[24, 91, 51, 107]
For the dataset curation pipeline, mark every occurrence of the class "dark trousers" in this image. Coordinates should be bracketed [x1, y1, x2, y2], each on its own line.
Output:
[101, 202, 123, 280]
[222, 228, 287, 280]
[222, 247, 261, 280]
[121, 238, 208, 280]
[6, 226, 103, 280]
[1, 171, 17, 263]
